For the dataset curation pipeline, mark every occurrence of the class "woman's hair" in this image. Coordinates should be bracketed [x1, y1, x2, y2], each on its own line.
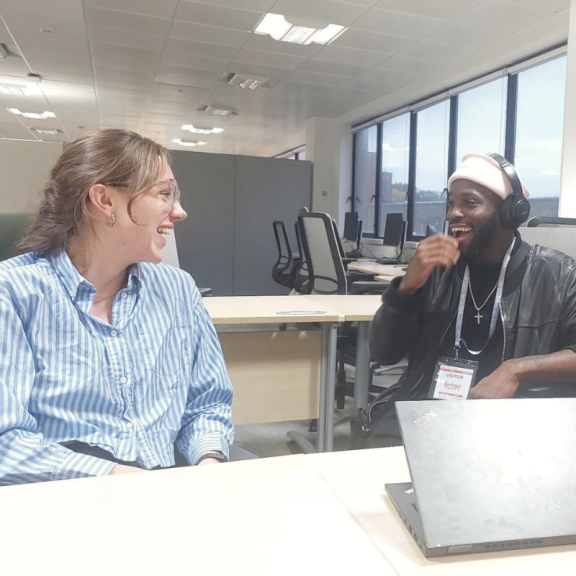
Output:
[18, 129, 170, 256]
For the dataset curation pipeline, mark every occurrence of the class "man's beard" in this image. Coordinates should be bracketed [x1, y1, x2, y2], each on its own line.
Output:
[461, 211, 500, 263]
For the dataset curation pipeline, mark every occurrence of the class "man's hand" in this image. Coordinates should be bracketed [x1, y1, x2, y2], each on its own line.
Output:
[399, 234, 460, 295]
[468, 361, 520, 399]
[108, 464, 147, 475]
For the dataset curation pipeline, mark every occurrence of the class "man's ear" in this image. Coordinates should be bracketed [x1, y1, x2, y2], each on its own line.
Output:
[88, 184, 114, 219]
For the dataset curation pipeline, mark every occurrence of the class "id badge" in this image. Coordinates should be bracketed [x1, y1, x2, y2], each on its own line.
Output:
[429, 356, 478, 400]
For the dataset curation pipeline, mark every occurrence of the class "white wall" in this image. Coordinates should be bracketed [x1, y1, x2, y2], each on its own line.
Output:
[0, 140, 63, 214]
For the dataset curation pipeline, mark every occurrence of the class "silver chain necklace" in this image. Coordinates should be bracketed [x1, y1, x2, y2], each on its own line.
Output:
[468, 278, 498, 325]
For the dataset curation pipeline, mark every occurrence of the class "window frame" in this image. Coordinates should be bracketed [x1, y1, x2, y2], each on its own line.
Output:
[351, 48, 565, 242]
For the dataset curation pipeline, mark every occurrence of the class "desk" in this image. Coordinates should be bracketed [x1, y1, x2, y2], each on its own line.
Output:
[204, 296, 343, 452]
[4, 448, 574, 575]
[303, 295, 383, 409]
[348, 261, 407, 278]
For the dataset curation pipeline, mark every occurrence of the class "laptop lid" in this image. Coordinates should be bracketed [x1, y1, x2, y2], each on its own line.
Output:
[396, 399, 576, 550]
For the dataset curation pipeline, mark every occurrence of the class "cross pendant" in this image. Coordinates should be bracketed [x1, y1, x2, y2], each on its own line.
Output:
[475, 311, 483, 324]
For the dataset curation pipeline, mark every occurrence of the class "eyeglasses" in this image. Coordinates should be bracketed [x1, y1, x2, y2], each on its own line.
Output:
[102, 179, 182, 208]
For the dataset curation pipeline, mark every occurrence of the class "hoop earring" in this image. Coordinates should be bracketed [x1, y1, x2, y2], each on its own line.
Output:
[105, 214, 115, 228]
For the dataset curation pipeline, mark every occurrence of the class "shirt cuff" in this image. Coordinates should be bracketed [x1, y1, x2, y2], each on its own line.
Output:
[54, 450, 116, 481]
[384, 276, 424, 308]
[185, 433, 231, 465]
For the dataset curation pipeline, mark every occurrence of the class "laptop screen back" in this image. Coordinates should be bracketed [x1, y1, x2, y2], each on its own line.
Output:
[396, 399, 576, 549]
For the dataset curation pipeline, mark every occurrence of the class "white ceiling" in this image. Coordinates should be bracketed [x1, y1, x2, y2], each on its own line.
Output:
[0, 0, 570, 156]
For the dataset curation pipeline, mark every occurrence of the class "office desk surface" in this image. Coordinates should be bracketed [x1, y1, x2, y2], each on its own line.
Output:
[0, 454, 396, 576]
[204, 295, 342, 324]
[304, 294, 382, 321]
[314, 447, 576, 576]
[348, 261, 407, 278]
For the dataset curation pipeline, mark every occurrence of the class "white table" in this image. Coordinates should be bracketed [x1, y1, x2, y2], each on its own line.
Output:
[3, 448, 574, 575]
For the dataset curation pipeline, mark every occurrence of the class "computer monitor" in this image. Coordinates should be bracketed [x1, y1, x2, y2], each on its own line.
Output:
[425, 225, 437, 237]
[383, 213, 405, 248]
[343, 212, 359, 241]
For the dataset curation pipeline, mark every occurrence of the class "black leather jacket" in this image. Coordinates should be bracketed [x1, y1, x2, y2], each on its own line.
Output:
[370, 238, 576, 398]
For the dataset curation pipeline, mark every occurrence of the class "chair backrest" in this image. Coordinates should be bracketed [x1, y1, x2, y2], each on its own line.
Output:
[521, 227, 576, 260]
[298, 212, 347, 295]
[294, 221, 310, 293]
[272, 220, 293, 272]
[527, 216, 576, 228]
[332, 219, 347, 260]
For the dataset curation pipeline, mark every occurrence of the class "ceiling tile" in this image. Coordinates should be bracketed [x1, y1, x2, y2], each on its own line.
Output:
[234, 48, 306, 70]
[87, 7, 172, 36]
[179, 0, 276, 11]
[225, 62, 292, 80]
[150, 84, 208, 103]
[89, 25, 165, 51]
[175, 2, 262, 31]
[374, 0, 482, 19]
[204, 82, 266, 108]
[242, 34, 323, 57]
[156, 66, 220, 89]
[425, 22, 508, 46]
[272, 0, 369, 26]
[287, 70, 347, 88]
[165, 38, 239, 59]
[92, 44, 162, 71]
[313, 44, 388, 66]
[170, 21, 250, 47]
[352, 8, 446, 38]
[377, 54, 444, 75]
[85, 0, 180, 19]
[454, 0, 556, 33]
[399, 40, 462, 61]
[356, 67, 417, 89]
[298, 58, 367, 77]
[332, 28, 413, 53]
[160, 53, 230, 72]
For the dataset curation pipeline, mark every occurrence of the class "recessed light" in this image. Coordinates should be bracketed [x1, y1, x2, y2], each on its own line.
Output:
[172, 138, 207, 147]
[204, 104, 236, 117]
[182, 124, 224, 135]
[228, 73, 269, 90]
[31, 128, 62, 135]
[0, 84, 42, 96]
[8, 108, 55, 119]
[254, 13, 347, 45]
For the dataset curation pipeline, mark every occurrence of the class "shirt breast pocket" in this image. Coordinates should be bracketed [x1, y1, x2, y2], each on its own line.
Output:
[142, 315, 190, 384]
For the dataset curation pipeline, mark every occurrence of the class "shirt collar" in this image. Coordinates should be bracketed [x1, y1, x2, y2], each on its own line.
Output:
[48, 250, 141, 300]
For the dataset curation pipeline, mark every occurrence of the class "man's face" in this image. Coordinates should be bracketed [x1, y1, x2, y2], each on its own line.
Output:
[447, 179, 504, 262]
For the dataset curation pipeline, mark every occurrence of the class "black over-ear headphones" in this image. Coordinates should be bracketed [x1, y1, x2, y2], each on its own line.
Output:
[487, 152, 531, 229]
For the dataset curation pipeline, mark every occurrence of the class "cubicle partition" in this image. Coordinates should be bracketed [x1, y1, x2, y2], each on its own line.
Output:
[171, 150, 312, 296]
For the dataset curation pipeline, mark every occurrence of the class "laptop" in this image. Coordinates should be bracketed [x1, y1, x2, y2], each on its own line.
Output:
[385, 399, 576, 558]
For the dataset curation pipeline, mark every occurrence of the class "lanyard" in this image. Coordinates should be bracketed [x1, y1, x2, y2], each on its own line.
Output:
[454, 238, 515, 358]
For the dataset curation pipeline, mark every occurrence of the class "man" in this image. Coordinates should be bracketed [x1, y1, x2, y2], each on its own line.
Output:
[366, 153, 576, 440]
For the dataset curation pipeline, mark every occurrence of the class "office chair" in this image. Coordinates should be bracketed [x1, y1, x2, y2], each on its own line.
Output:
[293, 221, 311, 294]
[272, 221, 300, 290]
[521, 218, 576, 260]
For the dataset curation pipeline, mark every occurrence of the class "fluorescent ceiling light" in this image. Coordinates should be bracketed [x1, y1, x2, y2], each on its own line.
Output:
[31, 128, 62, 135]
[0, 84, 42, 96]
[228, 73, 269, 90]
[254, 13, 347, 45]
[204, 104, 236, 117]
[172, 138, 206, 147]
[182, 124, 224, 135]
[8, 108, 55, 119]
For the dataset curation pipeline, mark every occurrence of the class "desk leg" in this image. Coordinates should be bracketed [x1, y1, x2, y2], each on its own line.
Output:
[318, 322, 338, 453]
[353, 321, 371, 411]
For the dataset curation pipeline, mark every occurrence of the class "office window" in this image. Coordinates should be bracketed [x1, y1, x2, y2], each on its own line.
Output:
[379, 114, 410, 235]
[353, 125, 378, 235]
[413, 100, 450, 236]
[515, 56, 566, 219]
[457, 77, 507, 163]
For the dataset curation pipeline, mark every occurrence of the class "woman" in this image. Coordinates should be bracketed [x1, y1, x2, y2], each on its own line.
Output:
[0, 129, 234, 485]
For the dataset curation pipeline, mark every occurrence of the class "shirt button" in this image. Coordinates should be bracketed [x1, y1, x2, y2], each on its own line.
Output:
[120, 376, 127, 384]
[110, 330, 118, 337]
[121, 292, 127, 299]
[126, 422, 134, 428]
[69, 290, 74, 297]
